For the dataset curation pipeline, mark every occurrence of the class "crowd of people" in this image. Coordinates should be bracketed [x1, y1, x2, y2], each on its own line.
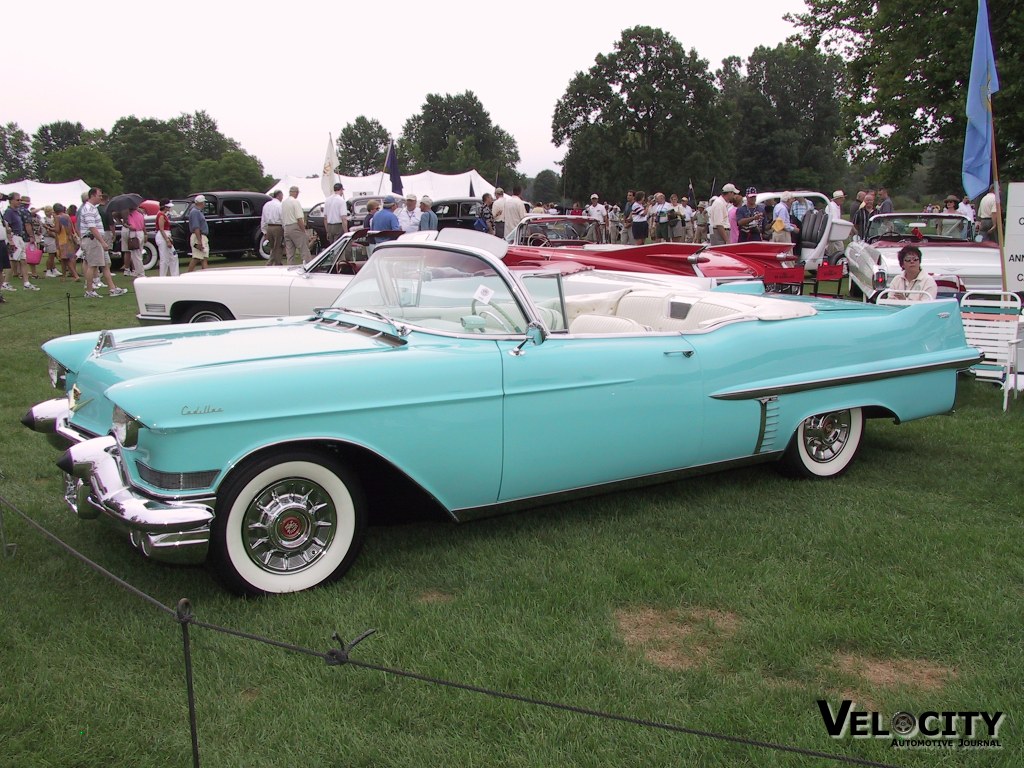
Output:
[0, 187, 161, 302]
[2, 178, 1000, 307]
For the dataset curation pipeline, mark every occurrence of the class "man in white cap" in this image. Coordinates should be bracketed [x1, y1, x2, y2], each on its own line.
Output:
[418, 196, 438, 231]
[708, 183, 740, 245]
[771, 192, 799, 244]
[826, 190, 846, 260]
[281, 186, 311, 264]
[491, 188, 506, 238]
[397, 191, 421, 233]
[584, 193, 607, 243]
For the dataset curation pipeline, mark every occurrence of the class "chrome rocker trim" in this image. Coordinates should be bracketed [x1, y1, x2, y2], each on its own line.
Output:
[56, 435, 213, 565]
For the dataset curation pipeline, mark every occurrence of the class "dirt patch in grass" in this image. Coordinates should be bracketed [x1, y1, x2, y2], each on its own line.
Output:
[834, 652, 954, 693]
[615, 606, 740, 670]
[417, 589, 455, 604]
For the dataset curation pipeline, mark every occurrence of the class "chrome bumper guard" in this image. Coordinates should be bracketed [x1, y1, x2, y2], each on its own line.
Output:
[58, 435, 213, 565]
[22, 397, 81, 450]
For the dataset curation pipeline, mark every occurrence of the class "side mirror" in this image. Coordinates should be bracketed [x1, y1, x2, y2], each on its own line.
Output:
[509, 322, 545, 356]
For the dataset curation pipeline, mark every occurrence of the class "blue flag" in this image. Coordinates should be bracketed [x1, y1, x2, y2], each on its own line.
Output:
[383, 141, 402, 195]
[962, 0, 999, 199]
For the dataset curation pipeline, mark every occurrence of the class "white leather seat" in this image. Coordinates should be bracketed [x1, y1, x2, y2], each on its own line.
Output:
[569, 314, 650, 334]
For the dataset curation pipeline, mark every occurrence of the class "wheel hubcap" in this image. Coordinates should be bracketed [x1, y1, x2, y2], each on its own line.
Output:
[801, 410, 851, 463]
[242, 479, 337, 573]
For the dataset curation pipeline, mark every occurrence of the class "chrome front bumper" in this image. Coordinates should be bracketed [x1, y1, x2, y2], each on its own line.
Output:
[24, 398, 213, 565]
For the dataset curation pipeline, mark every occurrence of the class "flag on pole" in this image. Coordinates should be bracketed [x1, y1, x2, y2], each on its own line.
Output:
[687, 178, 697, 205]
[962, 0, 999, 199]
[383, 141, 402, 195]
[321, 134, 338, 200]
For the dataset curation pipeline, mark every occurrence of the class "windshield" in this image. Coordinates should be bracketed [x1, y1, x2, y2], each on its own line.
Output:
[867, 215, 974, 242]
[510, 217, 592, 244]
[305, 230, 401, 275]
[333, 245, 529, 334]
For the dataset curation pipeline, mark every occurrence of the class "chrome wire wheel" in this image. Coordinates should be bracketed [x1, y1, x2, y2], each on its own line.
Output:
[780, 407, 864, 478]
[213, 452, 366, 595]
[801, 411, 853, 463]
[242, 478, 337, 575]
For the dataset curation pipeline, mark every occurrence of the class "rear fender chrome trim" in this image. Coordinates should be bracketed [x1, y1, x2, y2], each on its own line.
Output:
[710, 355, 981, 401]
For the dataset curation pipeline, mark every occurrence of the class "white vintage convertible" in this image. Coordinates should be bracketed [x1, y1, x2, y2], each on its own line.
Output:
[134, 229, 393, 324]
[844, 213, 1003, 299]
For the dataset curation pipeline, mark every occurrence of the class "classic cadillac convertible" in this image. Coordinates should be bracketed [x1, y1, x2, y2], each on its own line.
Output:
[24, 230, 979, 595]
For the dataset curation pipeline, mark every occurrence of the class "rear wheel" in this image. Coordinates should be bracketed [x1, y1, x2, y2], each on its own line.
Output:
[211, 450, 366, 595]
[825, 250, 847, 268]
[779, 407, 864, 478]
[180, 303, 234, 323]
[255, 231, 271, 260]
[141, 241, 159, 271]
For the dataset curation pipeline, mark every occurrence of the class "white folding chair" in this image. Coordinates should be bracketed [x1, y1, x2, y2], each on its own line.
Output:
[960, 291, 1023, 411]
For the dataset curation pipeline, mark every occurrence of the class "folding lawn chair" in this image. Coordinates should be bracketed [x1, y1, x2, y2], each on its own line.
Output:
[959, 291, 1022, 411]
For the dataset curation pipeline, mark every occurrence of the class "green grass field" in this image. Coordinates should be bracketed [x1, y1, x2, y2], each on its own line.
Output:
[0, 271, 1020, 767]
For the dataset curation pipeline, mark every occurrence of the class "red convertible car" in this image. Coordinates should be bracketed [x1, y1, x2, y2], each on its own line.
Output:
[504, 239, 798, 287]
[503, 214, 798, 287]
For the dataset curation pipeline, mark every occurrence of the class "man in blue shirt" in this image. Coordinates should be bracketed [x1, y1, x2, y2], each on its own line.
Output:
[3, 193, 38, 290]
[417, 196, 438, 231]
[186, 195, 211, 272]
[735, 187, 765, 242]
[370, 195, 401, 236]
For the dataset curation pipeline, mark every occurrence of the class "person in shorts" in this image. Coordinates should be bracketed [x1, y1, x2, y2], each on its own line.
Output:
[79, 187, 125, 297]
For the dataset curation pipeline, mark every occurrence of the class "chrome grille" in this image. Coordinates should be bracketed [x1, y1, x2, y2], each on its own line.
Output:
[137, 461, 218, 491]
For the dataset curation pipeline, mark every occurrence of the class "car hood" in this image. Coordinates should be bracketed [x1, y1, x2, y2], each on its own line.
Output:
[53, 316, 404, 436]
[138, 265, 305, 286]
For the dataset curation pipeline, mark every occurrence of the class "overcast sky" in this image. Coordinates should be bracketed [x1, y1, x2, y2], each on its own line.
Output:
[10, 1, 808, 180]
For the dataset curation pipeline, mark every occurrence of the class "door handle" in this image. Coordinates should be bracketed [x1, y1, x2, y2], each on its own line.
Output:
[664, 350, 694, 357]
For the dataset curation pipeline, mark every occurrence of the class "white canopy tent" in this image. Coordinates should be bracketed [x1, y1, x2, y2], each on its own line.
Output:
[0, 179, 90, 210]
[266, 170, 495, 209]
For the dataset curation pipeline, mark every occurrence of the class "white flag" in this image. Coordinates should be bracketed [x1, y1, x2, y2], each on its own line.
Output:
[321, 134, 338, 200]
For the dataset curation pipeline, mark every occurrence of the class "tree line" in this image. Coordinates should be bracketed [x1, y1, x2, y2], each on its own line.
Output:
[0, 111, 273, 200]
[3, 8, 1019, 205]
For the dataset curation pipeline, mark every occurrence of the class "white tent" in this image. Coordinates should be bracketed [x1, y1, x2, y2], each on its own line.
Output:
[267, 170, 495, 209]
[0, 179, 90, 210]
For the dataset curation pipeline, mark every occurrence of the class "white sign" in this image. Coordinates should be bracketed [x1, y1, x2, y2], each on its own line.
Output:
[1003, 182, 1024, 292]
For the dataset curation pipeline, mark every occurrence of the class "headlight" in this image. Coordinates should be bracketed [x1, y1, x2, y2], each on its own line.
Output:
[111, 406, 142, 449]
[48, 358, 68, 389]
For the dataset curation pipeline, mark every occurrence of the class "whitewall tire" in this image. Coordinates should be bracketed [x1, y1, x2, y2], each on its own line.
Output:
[780, 407, 864, 478]
[211, 451, 366, 595]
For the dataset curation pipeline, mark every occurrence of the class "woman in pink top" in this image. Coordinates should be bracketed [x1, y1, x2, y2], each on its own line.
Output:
[124, 206, 146, 276]
[728, 202, 739, 244]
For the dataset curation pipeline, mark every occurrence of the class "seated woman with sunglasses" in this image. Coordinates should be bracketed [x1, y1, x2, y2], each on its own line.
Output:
[888, 245, 937, 301]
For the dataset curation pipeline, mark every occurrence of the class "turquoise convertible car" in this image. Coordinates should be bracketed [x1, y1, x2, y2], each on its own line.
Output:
[24, 231, 979, 595]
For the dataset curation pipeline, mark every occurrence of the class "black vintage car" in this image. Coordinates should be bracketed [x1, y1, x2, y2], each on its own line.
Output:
[173, 191, 271, 258]
[432, 198, 482, 230]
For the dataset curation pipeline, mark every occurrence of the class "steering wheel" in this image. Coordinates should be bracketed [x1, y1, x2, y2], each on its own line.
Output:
[471, 298, 522, 333]
[527, 233, 550, 247]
